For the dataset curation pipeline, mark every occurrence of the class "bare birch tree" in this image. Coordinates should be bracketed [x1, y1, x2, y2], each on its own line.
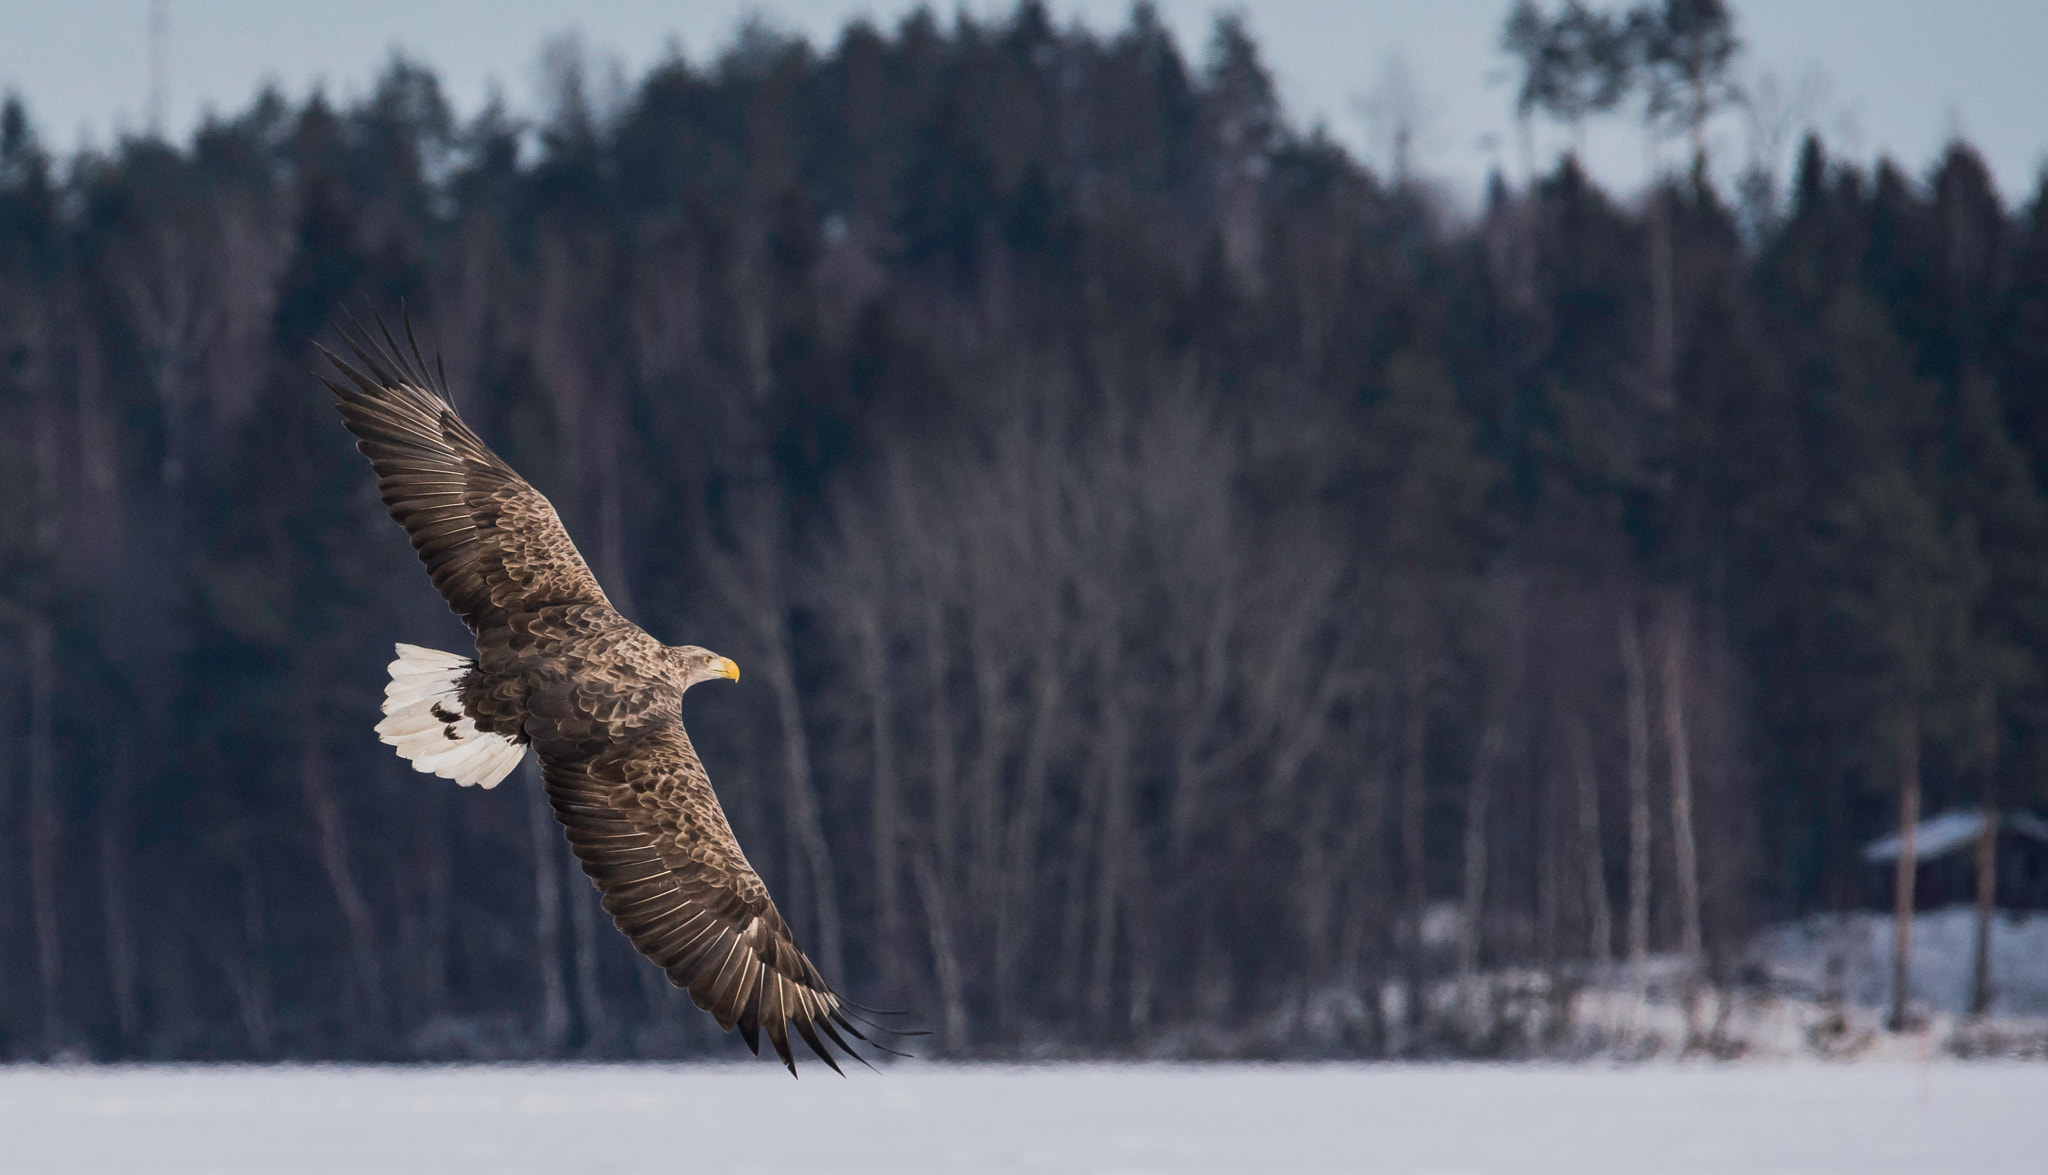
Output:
[1569, 717, 1614, 969]
[1659, 601, 1705, 1040]
[1619, 606, 1655, 1024]
[301, 734, 388, 1042]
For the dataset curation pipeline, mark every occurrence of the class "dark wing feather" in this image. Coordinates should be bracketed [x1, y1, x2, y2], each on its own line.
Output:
[543, 720, 867, 1075]
[319, 321, 609, 632]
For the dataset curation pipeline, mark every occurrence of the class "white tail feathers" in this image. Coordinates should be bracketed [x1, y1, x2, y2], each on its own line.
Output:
[375, 643, 525, 788]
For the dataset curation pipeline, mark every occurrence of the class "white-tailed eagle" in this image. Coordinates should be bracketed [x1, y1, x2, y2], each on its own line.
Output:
[321, 321, 880, 1075]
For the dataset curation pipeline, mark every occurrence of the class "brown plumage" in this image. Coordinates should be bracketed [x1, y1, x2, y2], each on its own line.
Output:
[321, 320, 877, 1075]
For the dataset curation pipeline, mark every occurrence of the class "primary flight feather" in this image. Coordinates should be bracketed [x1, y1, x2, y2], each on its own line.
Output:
[321, 320, 875, 1075]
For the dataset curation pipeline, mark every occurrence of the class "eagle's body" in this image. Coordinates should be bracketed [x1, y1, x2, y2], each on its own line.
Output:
[321, 324, 872, 1074]
[455, 604, 683, 760]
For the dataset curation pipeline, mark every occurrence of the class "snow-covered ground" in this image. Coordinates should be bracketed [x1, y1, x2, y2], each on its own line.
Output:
[1752, 908, 2048, 1016]
[1, 1061, 2041, 1175]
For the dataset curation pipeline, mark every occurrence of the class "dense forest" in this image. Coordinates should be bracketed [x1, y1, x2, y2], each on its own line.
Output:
[1, 1, 2046, 1061]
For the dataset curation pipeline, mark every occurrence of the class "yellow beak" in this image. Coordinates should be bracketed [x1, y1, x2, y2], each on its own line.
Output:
[717, 657, 741, 682]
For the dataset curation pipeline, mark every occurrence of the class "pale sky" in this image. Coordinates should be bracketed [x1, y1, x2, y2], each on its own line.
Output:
[2, 1, 2046, 210]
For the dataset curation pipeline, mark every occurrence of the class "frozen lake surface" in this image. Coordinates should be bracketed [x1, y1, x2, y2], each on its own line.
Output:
[1, 1060, 2039, 1174]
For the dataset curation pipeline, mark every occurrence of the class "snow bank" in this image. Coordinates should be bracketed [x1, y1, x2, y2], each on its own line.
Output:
[1749, 908, 2048, 1016]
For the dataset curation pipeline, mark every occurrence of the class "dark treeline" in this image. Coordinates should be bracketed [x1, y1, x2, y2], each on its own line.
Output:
[1, 2, 2046, 1061]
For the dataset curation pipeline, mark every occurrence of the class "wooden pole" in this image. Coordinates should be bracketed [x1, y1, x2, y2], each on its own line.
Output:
[1889, 696, 1921, 1032]
[1971, 686, 1997, 1016]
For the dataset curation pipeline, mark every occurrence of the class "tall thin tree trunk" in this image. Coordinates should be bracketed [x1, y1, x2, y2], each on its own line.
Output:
[855, 613, 903, 1001]
[1570, 717, 1614, 969]
[525, 755, 569, 1053]
[966, 610, 1008, 980]
[302, 735, 387, 1045]
[232, 860, 275, 1055]
[416, 786, 450, 1021]
[565, 849, 608, 1049]
[1972, 687, 1998, 1016]
[1537, 756, 1564, 983]
[1343, 748, 1393, 1048]
[23, 330, 62, 1058]
[1168, 587, 1236, 861]
[1057, 750, 1104, 1008]
[1399, 649, 1430, 1040]
[923, 595, 958, 887]
[1889, 695, 1922, 1032]
[1661, 619, 1703, 962]
[1619, 610, 1654, 1016]
[1122, 851, 1158, 1036]
[914, 851, 968, 1054]
[99, 770, 140, 1048]
[1660, 610, 1704, 1046]
[1089, 679, 1131, 1035]
[998, 648, 1061, 1043]
[1457, 724, 1504, 1036]
[761, 626, 844, 985]
[27, 614, 63, 1057]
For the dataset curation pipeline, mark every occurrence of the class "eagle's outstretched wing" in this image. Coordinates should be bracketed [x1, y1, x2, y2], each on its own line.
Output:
[545, 720, 874, 1074]
[319, 322, 609, 632]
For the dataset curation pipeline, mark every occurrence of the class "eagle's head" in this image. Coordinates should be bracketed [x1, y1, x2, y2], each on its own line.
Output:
[670, 645, 742, 690]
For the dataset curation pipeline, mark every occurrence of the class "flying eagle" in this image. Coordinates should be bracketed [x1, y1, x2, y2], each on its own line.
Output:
[321, 322, 881, 1075]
